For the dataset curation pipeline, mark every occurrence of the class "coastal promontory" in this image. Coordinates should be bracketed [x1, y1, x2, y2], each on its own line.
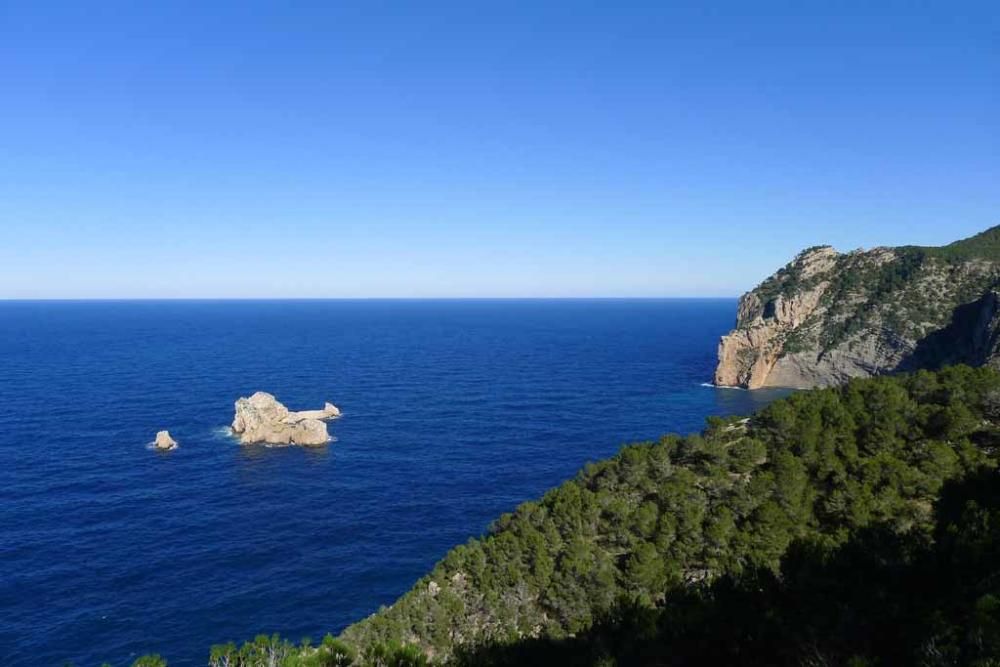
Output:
[231, 392, 340, 446]
[714, 225, 1000, 389]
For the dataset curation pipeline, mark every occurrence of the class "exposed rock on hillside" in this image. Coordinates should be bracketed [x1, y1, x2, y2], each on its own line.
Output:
[714, 226, 1000, 388]
[231, 392, 340, 446]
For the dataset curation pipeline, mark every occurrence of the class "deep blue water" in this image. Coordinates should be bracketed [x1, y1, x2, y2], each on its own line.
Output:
[0, 300, 789, 666]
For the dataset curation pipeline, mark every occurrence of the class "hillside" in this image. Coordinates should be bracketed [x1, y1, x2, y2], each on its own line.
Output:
[332, 365, 1000, 664]
[455, 465, 1000, 666]
[714, 225, 1000, 389]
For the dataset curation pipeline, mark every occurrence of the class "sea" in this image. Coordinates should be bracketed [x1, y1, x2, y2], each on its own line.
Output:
[0, 299, 790, 666]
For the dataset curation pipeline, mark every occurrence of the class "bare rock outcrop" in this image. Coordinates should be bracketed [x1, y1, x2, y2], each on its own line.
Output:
[154, 430, 178, 450]
[714, 225, 1000, 389]
[714, 246, 840, 389]
[231, 392, 341, 446]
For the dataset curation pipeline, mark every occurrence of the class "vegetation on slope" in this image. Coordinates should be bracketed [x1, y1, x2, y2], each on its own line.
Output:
[340, 366, 1000, 661]
[771, 227, 1000, 357]
[754, 245, 832, 304]
[120, 633, 428, 667]
[456, 467, 1000, 666]
[911, 224, 1000, 263]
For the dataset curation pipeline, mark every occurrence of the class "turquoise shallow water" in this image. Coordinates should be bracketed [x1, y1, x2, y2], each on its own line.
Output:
[0, 299, 789, 666]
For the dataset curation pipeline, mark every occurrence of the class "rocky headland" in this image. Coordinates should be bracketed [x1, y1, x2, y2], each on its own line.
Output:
[714, 225, 1000, 388]
[231, 392, 341, 446]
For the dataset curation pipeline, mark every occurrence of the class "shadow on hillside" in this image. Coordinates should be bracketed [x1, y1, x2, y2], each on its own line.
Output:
[902, 292, 1000, 372]
[453, 468, 1000, 667]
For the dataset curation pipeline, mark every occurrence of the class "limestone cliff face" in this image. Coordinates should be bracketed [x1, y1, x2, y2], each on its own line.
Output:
[714, 226, 1000, 389]
[714, 246, 839, 389]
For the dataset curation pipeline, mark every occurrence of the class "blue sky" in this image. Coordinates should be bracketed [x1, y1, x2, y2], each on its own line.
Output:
[1, 1, 997, 298]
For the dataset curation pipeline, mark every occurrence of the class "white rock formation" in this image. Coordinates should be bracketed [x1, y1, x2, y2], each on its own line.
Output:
[290, 402, 343, 421]
[154, 430, 178, 450]
[231, 392, 341, 446]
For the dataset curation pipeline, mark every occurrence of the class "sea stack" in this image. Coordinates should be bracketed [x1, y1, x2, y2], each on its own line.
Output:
[154, 430, 178, 450]
[231, 391, 340, 446]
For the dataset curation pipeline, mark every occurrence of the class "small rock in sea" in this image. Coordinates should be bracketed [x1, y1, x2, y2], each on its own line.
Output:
[230, 391, 340, 446]
[154, 430, 178, 450]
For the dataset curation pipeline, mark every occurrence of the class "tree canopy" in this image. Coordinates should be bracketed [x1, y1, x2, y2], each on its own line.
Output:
[341, 366, 1000, 663]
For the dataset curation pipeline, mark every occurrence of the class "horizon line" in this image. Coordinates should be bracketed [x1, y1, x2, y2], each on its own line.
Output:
[0, 295, 741, 302]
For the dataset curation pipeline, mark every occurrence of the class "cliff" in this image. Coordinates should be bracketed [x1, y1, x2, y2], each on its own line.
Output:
[714, 225, 1000, 388]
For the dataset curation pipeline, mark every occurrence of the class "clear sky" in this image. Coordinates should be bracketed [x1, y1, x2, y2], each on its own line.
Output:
[1, 1, 997, 298]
